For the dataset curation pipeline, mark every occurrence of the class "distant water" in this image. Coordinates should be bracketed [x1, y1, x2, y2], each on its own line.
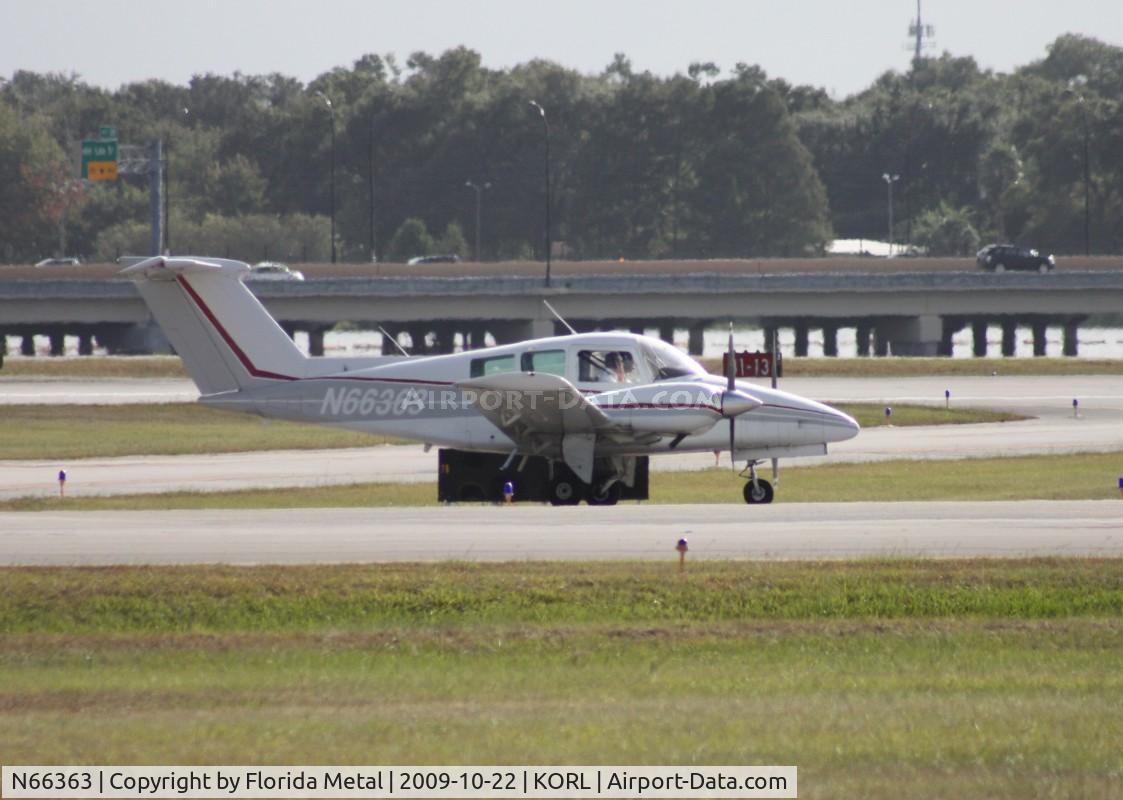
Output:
[6, 325, 1123, 360]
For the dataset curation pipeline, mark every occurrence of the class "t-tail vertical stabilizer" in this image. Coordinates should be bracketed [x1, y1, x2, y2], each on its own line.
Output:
[121, 256, 306, 395]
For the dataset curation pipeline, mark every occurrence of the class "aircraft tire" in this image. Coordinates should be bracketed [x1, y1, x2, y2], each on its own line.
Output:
[549, 479, 582, 506]
[743, 479, 774, 505]
[587, 482, 621, 506]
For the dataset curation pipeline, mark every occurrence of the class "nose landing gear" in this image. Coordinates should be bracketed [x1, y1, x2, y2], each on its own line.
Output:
[740, 461, 774, 504]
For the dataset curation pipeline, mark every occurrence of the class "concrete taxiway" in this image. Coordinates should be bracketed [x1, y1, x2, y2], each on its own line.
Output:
[1, 375, 1121, 499]
[1, 501, 1120, 565]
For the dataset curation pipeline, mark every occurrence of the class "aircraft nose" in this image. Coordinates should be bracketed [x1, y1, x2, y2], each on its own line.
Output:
[827, 407, 861, 442]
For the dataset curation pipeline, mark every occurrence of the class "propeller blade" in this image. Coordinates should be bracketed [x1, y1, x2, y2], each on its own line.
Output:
[729, 418, 736, 472]
[726, 322, 736, 392]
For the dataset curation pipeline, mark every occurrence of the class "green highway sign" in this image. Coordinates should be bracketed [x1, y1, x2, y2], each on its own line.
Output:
[81, 138, 119, 181]
[98, 126, 118, 140]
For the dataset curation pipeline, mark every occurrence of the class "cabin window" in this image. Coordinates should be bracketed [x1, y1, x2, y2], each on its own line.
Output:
[520, 349, 566, 376]
[469, 354, 516, 378]
[577, 349, 642, 384]
[641, 339, 705, 380]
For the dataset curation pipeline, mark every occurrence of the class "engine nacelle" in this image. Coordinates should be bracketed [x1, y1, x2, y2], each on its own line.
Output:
[592, 382, 759, 435]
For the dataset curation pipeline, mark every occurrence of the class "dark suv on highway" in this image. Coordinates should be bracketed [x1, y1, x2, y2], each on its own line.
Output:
[976, 244, 1055, 273]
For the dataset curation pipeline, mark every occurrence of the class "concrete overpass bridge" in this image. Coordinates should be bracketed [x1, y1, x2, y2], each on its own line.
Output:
[2, 257, 1122, 358]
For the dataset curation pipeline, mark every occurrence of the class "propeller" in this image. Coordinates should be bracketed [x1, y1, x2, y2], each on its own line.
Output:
[726, 323, 736, 469]
[770, 326, 780, 485]
[712, 323, 761, 468]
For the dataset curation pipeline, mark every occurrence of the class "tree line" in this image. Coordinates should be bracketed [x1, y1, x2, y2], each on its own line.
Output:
[1, 34, 1120, 264]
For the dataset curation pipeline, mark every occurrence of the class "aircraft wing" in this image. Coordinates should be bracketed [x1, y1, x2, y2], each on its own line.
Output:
[456, 373, 618, 482]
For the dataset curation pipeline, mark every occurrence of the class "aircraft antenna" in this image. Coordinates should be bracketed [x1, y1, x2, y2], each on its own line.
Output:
[542, 300, 578, 335]
[378, 326, 411, 356]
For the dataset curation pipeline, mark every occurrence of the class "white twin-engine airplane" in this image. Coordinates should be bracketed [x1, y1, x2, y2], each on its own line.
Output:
[124, 256, 859, 505]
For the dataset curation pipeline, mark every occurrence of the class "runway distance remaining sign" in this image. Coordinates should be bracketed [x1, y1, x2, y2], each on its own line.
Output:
[722, 350, 775, 378]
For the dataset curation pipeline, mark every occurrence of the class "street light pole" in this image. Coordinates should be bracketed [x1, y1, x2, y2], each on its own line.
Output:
[529, 100, 551, 287]
[368, 111, 376, 262]
[1079, 96, 1090, 256]
[166, 107, 189, 255]
[317, 91, 337, 263]
[465, 180, 491, 262]
[882, 173, 900, 256]
[1064, 85, 1091, 256]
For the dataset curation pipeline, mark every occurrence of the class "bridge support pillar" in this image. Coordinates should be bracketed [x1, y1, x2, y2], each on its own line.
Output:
[763, 326, 778, 356]
[873, 326, 889, 357]
[794, 323, 809, 357]
[382, 330, 400, 355]
[972, 321, 988, 357]
[658, 324, 675, 345]
[855, 324, 871, 357]
[20, 336, 35, 356]
[49, 331, 65, 357]
[431, 324, 457, 354]
[822, 325, 838, 357]
[407, 326, 429, 353]
[877, 315, 942, 356]
[1032, 320, 1048, 357]
[1001, 320, 1017, 357]
[307, 327, 325, 357]
[688, 324, 705, 356]
[78, 333, 94, 356]
[938, 317, 962, 357]
[463, 324, 486, 350]
[1063, 320, 1080, 357]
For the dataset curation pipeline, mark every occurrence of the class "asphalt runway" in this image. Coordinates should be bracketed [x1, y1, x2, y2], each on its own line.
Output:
[2, 501, 1119, 565]
[2, 375, 1122, 499]
[0, 377, 196, 405]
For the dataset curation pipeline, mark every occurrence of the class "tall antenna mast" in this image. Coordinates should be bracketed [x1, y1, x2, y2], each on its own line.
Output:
[907, 0, 936, 64]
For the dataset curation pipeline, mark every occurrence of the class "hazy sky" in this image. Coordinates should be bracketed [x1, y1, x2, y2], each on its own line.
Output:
[3, 1, 1121, 98]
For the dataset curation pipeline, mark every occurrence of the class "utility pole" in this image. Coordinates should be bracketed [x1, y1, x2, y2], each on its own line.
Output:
[149, 139, 164, 256]
[465, 180, 491, 262]
[1079, 96, 1091, 256]
[317, 92, 336, 263]
[882, 173, 899, 256]
[368, 111, 377, 262]
[529, 100, 551, 287]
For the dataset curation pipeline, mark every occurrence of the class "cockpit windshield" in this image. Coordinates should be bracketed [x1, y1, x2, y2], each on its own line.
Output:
[641, 339, 706, 381]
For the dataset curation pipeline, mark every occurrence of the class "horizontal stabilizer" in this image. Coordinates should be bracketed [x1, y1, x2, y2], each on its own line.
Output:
[119, 256, 249, 280]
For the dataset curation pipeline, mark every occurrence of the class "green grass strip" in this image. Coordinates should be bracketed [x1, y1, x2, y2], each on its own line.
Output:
[0, 403, 406, 459]
[1, 559, 1120, 634]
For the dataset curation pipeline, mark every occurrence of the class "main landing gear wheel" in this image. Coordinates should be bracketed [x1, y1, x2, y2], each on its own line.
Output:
[587, 481, 622, 506]
[743, 478, 774, 505]
[549, 479, 582, 506]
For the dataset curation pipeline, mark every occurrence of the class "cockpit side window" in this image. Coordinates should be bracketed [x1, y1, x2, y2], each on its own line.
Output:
[577, 349, 641, 384]
[469, 353, 516, 378]
[520, 349, 567, 376]
[641, 340, 705, 381]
